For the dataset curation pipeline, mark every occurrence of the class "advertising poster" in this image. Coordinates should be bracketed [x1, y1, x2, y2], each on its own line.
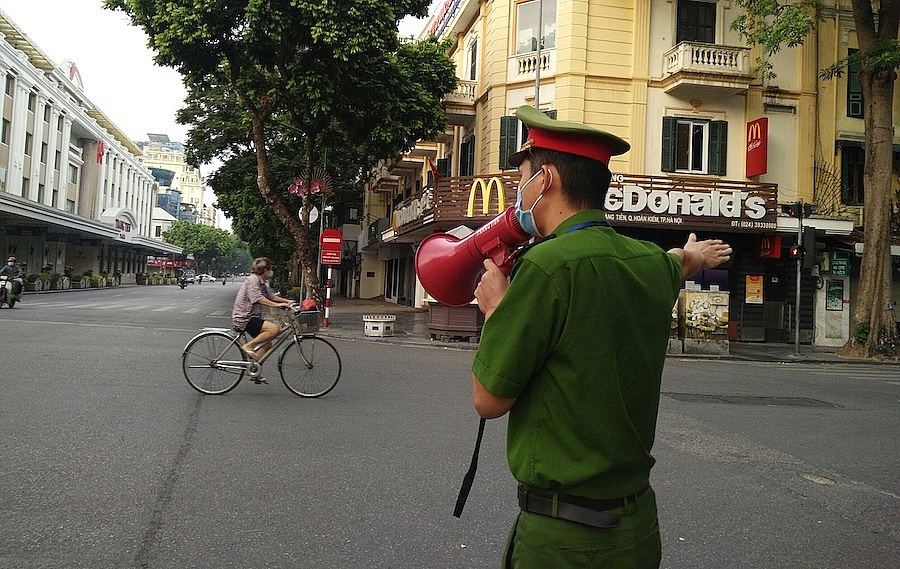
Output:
[745, 275, 764, 304]
[826, 280, 844, 311]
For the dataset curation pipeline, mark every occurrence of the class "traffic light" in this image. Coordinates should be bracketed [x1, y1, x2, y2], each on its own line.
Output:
[801, 227, 826, 269]
[789, 243, 804, 258]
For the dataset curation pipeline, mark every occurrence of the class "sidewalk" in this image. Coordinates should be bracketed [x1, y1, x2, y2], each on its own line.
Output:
[319, 298, 892, 364]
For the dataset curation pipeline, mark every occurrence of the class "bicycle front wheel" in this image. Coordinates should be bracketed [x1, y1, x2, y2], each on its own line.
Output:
[182, 331, 246, 395]
[279, 336, 341, 397]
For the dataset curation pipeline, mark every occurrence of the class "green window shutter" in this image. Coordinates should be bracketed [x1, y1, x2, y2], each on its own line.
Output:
[436, 157, 450, 178]
[499, 115, 518, 170]
[708, 120, 728, 175]
[661, 116, 677, 172]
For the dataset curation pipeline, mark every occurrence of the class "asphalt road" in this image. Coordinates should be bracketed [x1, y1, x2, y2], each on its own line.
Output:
[0, 284, 897, 568]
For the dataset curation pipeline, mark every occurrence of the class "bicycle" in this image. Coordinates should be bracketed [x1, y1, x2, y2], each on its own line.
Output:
[181, 304, 341, 397]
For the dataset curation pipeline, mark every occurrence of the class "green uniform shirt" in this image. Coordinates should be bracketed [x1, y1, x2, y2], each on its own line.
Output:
[472, 210, 683, 500]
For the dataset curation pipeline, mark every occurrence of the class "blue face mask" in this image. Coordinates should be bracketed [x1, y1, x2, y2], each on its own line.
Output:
[515, 169, 545, 237]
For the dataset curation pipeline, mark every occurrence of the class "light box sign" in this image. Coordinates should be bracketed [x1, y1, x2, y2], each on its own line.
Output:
[746, 117, 768, 177]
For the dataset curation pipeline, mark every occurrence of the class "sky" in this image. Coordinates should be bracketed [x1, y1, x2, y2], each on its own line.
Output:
[1, 0, 438, 227]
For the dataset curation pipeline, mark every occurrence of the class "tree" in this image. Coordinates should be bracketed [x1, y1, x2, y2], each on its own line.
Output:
[162, 221, 239, 273]
[105, 0, 456, 306]
[733, 0, 899, 358]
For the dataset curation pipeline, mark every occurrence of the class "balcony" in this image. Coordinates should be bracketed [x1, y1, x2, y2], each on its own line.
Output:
[660, 42, 752, 100]
[444, 79, 477, 125]
[507, 49, 556, 84]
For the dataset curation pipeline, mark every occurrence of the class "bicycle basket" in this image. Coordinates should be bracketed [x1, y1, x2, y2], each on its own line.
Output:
[292, 310, 320, 334]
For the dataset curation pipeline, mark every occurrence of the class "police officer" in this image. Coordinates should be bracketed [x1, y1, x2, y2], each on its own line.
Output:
[470, 106, 732, 568]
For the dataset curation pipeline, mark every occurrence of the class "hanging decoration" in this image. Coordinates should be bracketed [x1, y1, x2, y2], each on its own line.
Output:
[288, 167, 332, 197]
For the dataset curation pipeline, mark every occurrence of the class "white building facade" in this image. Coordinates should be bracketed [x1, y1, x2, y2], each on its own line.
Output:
[0, 9, 179, 282]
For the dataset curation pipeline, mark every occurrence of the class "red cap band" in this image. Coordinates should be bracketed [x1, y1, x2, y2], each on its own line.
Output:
[526, 126, 613, 165]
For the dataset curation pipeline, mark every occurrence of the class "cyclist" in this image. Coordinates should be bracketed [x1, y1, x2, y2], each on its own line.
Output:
[231, 257, 292, 384]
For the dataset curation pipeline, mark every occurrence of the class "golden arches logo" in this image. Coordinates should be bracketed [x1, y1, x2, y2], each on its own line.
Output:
[747, 122, 762, 142]
[467, 177, 506, 217]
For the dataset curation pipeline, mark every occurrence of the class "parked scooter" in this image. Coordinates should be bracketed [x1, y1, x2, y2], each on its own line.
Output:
[0, 275, 20, 308]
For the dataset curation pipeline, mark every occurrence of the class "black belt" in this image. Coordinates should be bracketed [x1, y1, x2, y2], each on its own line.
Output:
[516, 484, 650, 529]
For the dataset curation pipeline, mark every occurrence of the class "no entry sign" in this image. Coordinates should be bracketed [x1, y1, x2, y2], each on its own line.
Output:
[320, 229, 343, 265]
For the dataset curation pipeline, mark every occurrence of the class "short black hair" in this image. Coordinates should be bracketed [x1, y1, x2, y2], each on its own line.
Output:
[524, 149, 612, 210]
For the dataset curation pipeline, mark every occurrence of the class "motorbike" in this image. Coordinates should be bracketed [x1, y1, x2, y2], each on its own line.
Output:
[179, 276, 188, 289]
[0, 275, 19, 308]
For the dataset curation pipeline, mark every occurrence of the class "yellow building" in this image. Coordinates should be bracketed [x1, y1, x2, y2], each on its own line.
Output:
[360, 0, 898, 345]
[138, 135, 215, 226]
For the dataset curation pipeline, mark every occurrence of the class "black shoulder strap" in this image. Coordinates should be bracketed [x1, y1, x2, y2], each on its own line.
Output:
[453, 416, 486, 518]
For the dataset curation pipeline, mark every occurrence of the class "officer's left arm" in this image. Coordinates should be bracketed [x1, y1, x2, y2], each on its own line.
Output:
[471, 374, 516, 418]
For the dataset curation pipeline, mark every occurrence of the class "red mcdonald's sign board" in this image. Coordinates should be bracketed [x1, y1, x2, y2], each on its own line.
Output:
[757, 234, 781, 258]
[746, 117, 768, 177]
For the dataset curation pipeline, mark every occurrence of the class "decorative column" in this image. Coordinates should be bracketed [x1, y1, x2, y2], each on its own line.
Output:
[6, 81, 31, 196]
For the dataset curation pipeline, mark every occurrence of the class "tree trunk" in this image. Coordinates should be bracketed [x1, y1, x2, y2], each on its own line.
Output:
[247, 112, 322, 306]
[842, 0, 899, 357]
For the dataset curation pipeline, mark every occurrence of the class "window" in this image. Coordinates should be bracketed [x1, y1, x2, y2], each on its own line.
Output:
[38, 184, 45, 203]
[68, 164, 79, 185]
[847, 49, 863, 119]
[661, 116, 727, 175]
[499, 109, 557, 170]
[54, 150, 61, 170]
[22, 177, 29, 198]
[460, 137, 475, 176]
[57, 115, 64, 131]
[1, 119, 9, 145]
[468, 40, 478, 81]
[66, 199, 75, 213]
[840, 144, 865, 205]
[28, 92, 37, 113]
[516, 0, 556, 54]
[52, 187, 59, 208]
[41, 142, 47, 164]
[24, 133, 33, 156]
[677, 0, 716, 44]
[4, 74, 13, 96]
[155, 225, 163, 237]
[43, 104, 51, 123]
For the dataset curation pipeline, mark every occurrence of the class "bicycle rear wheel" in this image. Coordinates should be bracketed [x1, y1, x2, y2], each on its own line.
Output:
[278, 336, 341, 397]
[182, 331, 247, 394]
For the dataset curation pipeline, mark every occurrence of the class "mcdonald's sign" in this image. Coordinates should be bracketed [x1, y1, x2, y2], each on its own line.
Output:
[756, 234, 781, 258]
[467, 177, 506, 217]
[746, 117, 768, 177]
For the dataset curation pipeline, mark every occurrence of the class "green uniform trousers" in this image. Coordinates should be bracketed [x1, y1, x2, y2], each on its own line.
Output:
[502, 487, 661, 569]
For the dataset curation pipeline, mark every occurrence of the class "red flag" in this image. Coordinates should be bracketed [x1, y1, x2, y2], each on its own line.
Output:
[96, 140, 105, 164]
[427, 157, 440, 181]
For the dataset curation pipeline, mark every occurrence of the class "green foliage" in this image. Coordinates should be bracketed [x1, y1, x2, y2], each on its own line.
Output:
[731, 0, 821, 83]
[853, 321, 870, 345]
[106, 0, 456, 296]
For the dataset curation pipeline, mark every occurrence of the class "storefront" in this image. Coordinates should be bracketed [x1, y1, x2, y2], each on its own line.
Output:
[370, 171, 853, 345]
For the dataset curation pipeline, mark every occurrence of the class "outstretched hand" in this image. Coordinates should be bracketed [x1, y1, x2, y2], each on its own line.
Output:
[671, 233, 732, 278]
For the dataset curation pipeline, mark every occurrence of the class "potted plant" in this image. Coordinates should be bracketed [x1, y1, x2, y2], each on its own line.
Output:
[135, 272, 147, 285]
[38, 272, 52, 290]
[24, 274, 42, 292]
[49, 272, 62, 290]
[90, 274, 103, 288]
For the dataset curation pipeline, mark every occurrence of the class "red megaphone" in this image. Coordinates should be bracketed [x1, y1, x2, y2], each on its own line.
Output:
[415, 206, 531, 307]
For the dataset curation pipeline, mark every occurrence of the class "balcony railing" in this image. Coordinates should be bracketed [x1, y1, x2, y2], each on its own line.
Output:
[664, 42, 750, 75]
[661, 42, 751, 100]
[508, 49, 556, 82]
